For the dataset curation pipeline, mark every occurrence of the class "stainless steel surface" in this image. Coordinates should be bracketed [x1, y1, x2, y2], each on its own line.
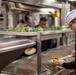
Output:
[0, 30, 73, 47]
[2, 58, 46, 75]
[41, 29, 73, 35]
[2, 59, 36, 75]
[0, 38, 35, 53]
[0, 29, 73, 36]
[0, 32, 38, 36]
[0, 73, 10, 75]
[2, 45, 75, 75]
[6, 2, 42, 12]
[0, 37, 35, 71]
[66, 32, 75, 45]
[0, 30, 74, 46]
[0, 29, 73, 75]
[41, 31, 62, 46]
[27, 45, 74, 74]
[37, 32, 41, 75]
[2, 0, 62, 9]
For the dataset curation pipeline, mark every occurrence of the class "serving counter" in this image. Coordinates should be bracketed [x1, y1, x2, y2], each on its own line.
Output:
[0, 29, 74, 45]
[0, 29, 75, 75]
[1, 45, 75, 75]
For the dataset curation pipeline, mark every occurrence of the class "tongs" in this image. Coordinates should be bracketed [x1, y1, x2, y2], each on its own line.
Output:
[59, 55, 72, 60]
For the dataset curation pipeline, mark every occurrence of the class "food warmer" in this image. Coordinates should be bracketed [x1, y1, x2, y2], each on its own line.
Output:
[1, 45, 75, 75]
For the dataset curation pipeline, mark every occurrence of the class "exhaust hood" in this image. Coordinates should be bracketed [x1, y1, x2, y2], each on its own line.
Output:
[7, 2, 43, 12]
[69, 0, 76, 1]
[3, 0, 62, 10]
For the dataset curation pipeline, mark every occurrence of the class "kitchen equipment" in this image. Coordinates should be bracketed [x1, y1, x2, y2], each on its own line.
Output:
[2, 45, 74, 75]
[0, 36, 35, 71]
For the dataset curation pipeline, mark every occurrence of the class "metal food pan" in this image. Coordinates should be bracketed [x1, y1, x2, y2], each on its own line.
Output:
[19, 57, 47, 72]
[2, 68, 36, 75]
[2, 57, 47, 75]
[27, 53, 58, 70]
[28, 46, 74, 70]
[2, 59, 36, 75]
[27, 52, 64, 70]
[47, 46, 74, 58]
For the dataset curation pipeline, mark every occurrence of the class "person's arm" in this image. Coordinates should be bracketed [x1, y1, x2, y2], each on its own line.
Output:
[62, 61, 76, 69]
[16, 24, 21, 28]
[54, 59, 76, 69]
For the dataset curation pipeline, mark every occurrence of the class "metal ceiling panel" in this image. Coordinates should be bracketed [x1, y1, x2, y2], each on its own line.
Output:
[2, 0, 62, 9]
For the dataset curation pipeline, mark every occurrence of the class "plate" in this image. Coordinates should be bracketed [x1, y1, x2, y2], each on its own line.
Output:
[24, 48, 36, 55]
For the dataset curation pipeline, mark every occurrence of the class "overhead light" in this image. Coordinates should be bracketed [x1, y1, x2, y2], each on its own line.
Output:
[46, 0, 56, 2]
[39, 8, 55, 12]
[69, 0, 76, 1]
[39, 12, 51, 14]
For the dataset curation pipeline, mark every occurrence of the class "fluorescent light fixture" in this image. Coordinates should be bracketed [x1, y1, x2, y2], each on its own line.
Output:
[39, 8, 55, 12]
[69, 0, 76, 1]
[39, 11, 51, 14]
[46, 0, 56, 2]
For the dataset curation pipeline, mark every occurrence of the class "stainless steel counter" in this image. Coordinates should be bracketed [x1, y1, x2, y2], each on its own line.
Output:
[0, 38, 35, 53]
[1, 45, 75, 75]
[0, 29, 73, 36]
[0, 37, 35, 71]
[0, 29, 74, 45]
[0, 29, 74, 75]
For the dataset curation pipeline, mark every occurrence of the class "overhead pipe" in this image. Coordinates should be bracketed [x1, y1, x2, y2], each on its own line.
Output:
[0, 0, 2, 14]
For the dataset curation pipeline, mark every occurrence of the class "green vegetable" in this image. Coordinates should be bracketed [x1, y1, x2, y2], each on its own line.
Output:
[35, 26, 43, 32]
[1, 25, 69, 32]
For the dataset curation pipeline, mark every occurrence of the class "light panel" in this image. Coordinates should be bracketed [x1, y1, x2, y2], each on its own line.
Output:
[39, 8, 55, 12]
[69, 0, 76, 1]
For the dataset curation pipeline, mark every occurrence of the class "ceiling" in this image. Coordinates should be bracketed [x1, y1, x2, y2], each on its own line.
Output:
[69, 1, 76, 6]
[56, 0, 76, 6]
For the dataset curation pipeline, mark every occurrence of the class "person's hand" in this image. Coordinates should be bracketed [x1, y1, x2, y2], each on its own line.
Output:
[24, 24, 27, 27]
[53, 60, 63, 66]
[16, 23, 22, 28]
[71, 51, 76, 57]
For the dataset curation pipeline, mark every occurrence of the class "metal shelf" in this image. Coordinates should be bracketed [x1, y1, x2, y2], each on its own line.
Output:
[0, 37, 35, 71]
